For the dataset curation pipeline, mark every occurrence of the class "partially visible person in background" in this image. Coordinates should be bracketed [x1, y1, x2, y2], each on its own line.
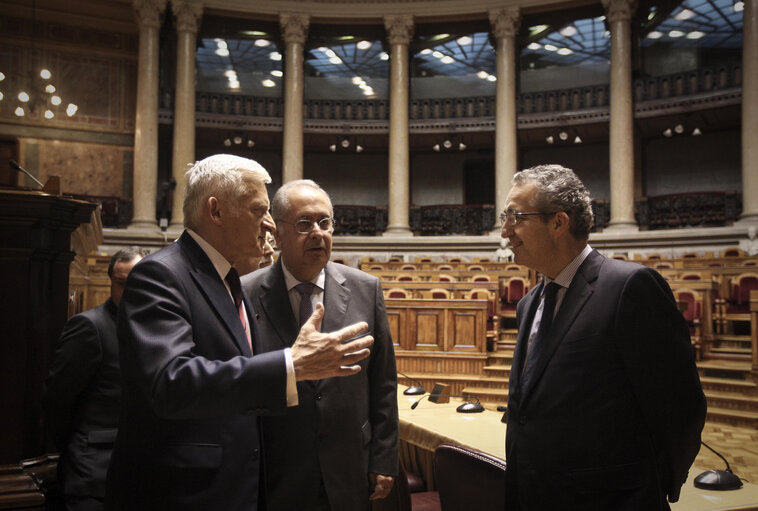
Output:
[43, 247, 145, 511]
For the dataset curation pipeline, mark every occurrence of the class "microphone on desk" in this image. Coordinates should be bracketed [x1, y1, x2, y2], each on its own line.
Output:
[410, 393, 485, 413]
[397, 371, 426, 395]
[693, 441, 743, 491]
[8, 160, 44, 188]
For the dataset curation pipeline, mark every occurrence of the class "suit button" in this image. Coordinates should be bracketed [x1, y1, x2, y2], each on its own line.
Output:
[251, 449, 259, 461]
[315, 392, 322, 401]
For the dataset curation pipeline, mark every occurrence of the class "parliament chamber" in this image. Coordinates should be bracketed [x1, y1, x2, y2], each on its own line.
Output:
[1, 0, 757, 507]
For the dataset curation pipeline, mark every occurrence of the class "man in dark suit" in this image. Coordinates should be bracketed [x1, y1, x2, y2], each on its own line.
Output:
[502, 164, 706, 510]
[44, 247, 144, 511]
[105, 155, 374, 511]
[242, 180, 398, 511]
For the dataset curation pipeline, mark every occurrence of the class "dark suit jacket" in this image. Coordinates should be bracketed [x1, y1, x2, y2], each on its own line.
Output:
[505, 250, 706, 511]
[44, 299, 121, 499]
[242, 260, 399, 511]
[105, 231, 289, 511]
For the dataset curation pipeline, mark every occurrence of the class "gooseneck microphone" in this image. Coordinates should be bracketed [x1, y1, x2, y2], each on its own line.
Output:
[693, 441, 743, 491]
[397, 371, 425, 395]
[8, 160, 44, 188]
[410, 393, 485, 413]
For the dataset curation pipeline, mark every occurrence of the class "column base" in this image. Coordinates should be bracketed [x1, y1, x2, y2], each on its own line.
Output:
[603, 221, 639, 233]
[382, 226, 413, 237]
[128, 220, 161, 231]
[736, 213, 758, 225]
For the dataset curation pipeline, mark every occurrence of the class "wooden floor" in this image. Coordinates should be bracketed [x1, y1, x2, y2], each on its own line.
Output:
[698, 422, 758, 483]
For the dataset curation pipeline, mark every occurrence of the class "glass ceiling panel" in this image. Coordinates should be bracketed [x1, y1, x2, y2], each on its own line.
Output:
[304, 38, 389, 99]
[641, 0, 743, 49]
[410, 32, 496, 99]
[196, 35, 283, 98]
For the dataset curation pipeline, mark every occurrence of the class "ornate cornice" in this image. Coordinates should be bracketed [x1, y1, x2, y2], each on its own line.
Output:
[489, 7, 521, 39]
[280, 13, 310, 44]
[172, 0, 203, 34]
[385, 15, 414, 46]
[602, 0, 638, 24]
[133, 0, 167, 29]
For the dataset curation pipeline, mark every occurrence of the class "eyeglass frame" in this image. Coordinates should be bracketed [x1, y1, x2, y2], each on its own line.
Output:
[276, 217, 336, 235]
[500, 208, 559, 227]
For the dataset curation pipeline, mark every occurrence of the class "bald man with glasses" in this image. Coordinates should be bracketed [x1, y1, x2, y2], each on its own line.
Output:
[242, 180, 398, 511]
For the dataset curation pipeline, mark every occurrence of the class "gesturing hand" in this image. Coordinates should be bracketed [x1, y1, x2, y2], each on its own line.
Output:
[290, 303, 374, 381]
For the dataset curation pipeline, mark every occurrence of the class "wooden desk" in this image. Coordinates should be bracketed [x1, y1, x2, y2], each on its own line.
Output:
[397, 387, 758, 509]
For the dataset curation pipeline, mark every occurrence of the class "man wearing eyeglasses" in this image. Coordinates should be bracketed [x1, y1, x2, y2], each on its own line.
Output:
[242, 180, 398, 511]
[501, 165, 705, 510]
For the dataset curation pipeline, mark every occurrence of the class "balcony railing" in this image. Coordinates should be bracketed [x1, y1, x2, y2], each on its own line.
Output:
[159, 63, 741, 124]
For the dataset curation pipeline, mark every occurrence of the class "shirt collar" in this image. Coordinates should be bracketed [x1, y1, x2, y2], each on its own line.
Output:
[281, 260, 326, 291]
[545, 244, 593, 290]
[186, 228, 231, 282]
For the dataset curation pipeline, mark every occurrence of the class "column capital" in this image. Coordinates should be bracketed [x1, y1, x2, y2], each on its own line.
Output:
[172, 0, 203, 34]
[384, 15, 414, 46]
[133, 0, 167, 29]
[602, 0, 638, 24]
[489, 7, 521, 39]
[280, 13, 310, 45]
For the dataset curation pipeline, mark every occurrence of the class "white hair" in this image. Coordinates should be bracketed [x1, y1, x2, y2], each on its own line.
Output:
[183, 154, 271, 230]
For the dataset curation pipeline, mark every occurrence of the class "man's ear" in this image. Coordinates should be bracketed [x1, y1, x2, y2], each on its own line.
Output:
[552, 211, 571, 235]
[207, 196, 222, 225]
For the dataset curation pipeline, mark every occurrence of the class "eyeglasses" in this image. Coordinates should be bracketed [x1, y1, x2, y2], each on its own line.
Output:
[500, 209, 558, 227]
[278, 217, 335, 235]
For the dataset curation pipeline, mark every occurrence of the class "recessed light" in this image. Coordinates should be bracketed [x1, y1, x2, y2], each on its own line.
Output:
[528, 42, 541, 50]
[647, 31, 664, 39]
[271, 70, 283, 77]
[270, 52, 282, 61]
[687, 31, 705, 39]
[544, 44, 558, 51]
[669, 30, 685, 38]
[560, 26, 577, 37]
[262, 79, 275, 87]
[357, 40, 372, 50]
[457, 36, 472, 45]
[675, 8, 695, 20]
[255, 39, 270, 47]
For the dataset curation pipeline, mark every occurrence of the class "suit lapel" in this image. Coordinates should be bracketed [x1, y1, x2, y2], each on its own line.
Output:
[510, 286, 542, 399]
[258, 260, 300, 349]
[520, 250, 603, 402]
[179, 232, 251, 356]
[321, 262, 350, 334]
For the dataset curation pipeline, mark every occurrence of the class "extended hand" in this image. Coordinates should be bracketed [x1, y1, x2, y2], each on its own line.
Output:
[369, 473, 394, 500]
[291, 303, 373, 381]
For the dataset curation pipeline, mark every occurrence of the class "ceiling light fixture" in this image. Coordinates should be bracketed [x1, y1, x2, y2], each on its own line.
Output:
[560, 25, 578, 37]
[356, 40, 372, 50]
[457, 36, 472, 45]
[675, 8, 695, 19]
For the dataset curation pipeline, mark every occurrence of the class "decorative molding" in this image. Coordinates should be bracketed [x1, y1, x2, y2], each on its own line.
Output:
[488, 7, 521, 39]
[133, 0, 168, 29]
[602, 0, 638, 24]
[172, 0, 203, 34]
[280, 13, 310, 45]
[385, 15, 414, 46]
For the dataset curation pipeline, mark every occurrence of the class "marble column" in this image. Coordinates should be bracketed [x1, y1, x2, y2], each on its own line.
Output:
[280, 13, 309, 184]
[130, 0, 166, 229]
[169, 0, 202, 229]
[489, 7, 521, 230]
[740, 0, 758, 224]
[383, 15, 414, 236]
[603, 0, 638, 231]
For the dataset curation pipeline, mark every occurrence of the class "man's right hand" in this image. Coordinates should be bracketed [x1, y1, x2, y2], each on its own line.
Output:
[290, 302, 373, 381]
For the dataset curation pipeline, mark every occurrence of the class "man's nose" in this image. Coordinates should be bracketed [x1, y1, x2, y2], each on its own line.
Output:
[262, 211, 275, 233]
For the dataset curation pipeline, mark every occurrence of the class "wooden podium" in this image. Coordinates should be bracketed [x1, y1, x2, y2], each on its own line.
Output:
[0, 186, 97, 507]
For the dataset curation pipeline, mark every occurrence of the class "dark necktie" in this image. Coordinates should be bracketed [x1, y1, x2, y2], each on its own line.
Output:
[225, 267, 251, 348]
[295, 282, 316, 328]
[521, 281, 560, 390]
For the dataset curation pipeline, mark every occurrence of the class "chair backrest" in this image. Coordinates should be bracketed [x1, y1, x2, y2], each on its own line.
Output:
[721, 247, 744, 258]
[646, 253, 663, 260]
[386, 288, 409, 299]
[470, 275, 490, 282]
[397, 273, 415, 282]
[467, 264, 485, 271]
[673, 289, 701, 322]
[654, 261, 674, 269]
[506, 277, 528, 303]
[401, 264, 417, 271]
[611, 254, 628, 260]
[416, 257, 433, 263]
[389, 256, 403, 262]
[430, 288, 451, 299]
[734, 273, 758, 304]
[437, 274, 455, 282]
[681, 252, 698, 259]
[681, 272, 703, 280]
[369, 264, 384, 270]
[474, 257, 491, 262]
[438, 265, 454, 271]
[434, 444, 506, 511]
[448, 257, 462, 263]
